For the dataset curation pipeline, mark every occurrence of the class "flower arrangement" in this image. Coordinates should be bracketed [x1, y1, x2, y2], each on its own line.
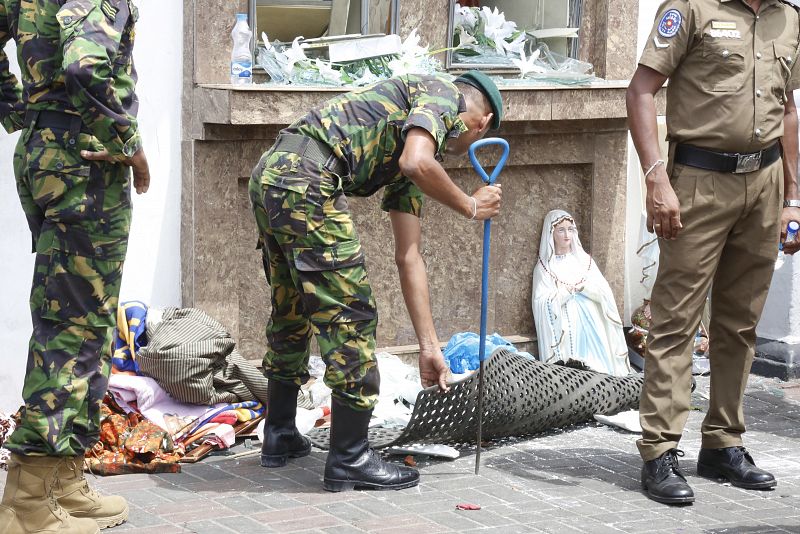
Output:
[452, 3, 526, 60]
[256, 29, 441, 86]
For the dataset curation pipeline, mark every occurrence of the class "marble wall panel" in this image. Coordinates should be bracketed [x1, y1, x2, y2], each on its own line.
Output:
[192, 0, 247, 85]
[604, 1, 639, 80]
[397, 0, 450, 57]
[590, 131, 628, 309]
[220, 153, 602, 360]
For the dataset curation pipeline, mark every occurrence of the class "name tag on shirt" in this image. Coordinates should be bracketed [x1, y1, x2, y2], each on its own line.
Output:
[709, 29, 742, 39]
[711, 21, 738, 30]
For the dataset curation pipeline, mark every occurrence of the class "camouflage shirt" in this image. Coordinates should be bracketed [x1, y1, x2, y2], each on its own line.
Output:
[282, 74, 468, 217]
[0, 0, 141, 160]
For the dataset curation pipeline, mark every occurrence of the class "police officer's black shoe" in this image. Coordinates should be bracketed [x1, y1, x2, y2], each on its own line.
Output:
[323, 398, 419, 492]
[261, 379, 311, 468]
[697, 446, 776, 489]
[641, 449, 695, 505]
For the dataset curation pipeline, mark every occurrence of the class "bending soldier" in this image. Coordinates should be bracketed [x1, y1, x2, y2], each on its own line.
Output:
[250, 71, 502, 491]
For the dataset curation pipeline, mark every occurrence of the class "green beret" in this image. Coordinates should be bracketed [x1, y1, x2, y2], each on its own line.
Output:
[454, 70, 502, 130]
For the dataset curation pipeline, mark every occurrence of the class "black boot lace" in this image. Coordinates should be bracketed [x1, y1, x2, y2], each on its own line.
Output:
[658, 449, 687, 482]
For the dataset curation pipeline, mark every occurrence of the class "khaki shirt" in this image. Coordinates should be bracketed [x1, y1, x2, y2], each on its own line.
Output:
[640, 0, 800, 152]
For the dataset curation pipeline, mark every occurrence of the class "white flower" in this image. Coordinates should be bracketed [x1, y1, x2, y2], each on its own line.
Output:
[503, 32, 526, 55]
[388, 56, 417, 77]
[399, 28, 428, 57]
[454, 4, 477, 31]
[261, 32, 274, 51]
[480, 6, 517, 54]
[455, 26, 477, 48]
[511, 48, 546, 78]
[283, 36, 309, 74]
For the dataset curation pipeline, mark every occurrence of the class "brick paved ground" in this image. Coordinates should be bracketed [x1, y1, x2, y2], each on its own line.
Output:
[2, 374, 799, 533]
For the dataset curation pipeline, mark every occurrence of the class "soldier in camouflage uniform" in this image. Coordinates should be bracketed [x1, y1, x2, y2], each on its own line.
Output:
[251, 71, 503, 491]
[0, 1, 150, 532]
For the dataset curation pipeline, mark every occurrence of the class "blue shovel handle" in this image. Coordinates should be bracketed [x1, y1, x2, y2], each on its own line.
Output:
[468, 137, 509, 475]
[468, 137, 510, 185]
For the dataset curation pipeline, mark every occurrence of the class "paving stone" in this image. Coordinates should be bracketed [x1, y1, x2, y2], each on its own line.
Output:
[2, 374, 800, 532]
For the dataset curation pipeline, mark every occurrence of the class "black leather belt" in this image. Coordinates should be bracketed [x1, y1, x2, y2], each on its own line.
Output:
[674, 142, 781, 174]
[23, 109, 90, 134]
[272, 133, 348, 177]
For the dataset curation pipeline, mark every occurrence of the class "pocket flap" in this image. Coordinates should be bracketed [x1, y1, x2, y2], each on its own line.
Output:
[29, 146, 91, 177]
[293, 240, 365, 272]
[57, 0, 96, 30]
[37, 222, 128, 260]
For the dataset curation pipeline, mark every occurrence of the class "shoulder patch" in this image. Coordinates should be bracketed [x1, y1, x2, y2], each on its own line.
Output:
[658, 9, 683, 38]
[100, 0, 118, 21]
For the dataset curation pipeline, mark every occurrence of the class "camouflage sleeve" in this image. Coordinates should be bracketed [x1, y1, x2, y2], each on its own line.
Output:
[0, 2, 23, 133]
[57, 0, 140, 161]
[381, 178, 425, 217]
[402, 77, 465, 159]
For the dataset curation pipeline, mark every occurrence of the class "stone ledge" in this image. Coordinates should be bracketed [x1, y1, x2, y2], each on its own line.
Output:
[753, 337, 800, 380]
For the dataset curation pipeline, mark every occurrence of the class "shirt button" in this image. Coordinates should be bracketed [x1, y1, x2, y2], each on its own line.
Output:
[788, 56, 794, 65]
[756, 89, 763, 97]
[756, 52, 762, 59]
[55, 162, 64, 170]
[722, 49, 730, 58]
[755, 128, 763, 137]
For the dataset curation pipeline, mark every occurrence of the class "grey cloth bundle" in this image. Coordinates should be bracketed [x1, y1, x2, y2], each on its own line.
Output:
[137, 307, 269, 406]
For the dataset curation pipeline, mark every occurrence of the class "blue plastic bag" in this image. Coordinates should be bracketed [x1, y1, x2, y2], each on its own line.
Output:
[443, 332, 531, 373]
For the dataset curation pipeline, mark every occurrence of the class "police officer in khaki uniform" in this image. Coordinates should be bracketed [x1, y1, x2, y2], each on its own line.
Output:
[627, 0, 800, 505]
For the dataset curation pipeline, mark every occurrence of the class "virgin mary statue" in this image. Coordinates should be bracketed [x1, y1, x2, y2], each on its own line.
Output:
[532, 210, 631, 377]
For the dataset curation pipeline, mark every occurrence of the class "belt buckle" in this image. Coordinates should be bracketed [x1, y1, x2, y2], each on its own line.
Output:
[735, 151, 762, 173]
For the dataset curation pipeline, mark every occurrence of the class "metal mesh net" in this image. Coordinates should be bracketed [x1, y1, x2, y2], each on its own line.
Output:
[309, 347, 643, 450]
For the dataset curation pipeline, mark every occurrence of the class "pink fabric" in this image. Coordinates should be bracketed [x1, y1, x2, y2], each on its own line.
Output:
[108, 374, 224, 433]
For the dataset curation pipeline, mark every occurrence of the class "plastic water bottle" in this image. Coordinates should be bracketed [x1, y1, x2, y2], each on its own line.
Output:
[230, 13, 253, 85]
[787, 221, 799, 243]
[779, 220, 800, 251]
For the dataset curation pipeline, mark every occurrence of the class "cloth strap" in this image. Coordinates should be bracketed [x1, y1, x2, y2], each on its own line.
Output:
[23, 109, 90, 135]
[273, 133, 348, 176]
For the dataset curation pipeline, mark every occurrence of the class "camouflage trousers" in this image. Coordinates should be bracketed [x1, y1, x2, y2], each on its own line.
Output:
[249, 144, 380, 411]
[5, 122, 131, 456]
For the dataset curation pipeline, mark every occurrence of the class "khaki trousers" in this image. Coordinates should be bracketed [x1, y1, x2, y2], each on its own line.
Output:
[637, 158, 783, 461]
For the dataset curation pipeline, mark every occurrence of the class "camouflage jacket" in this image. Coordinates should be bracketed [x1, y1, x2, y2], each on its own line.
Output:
[0, 0, 140, 160]
[283, 74, 468, 217]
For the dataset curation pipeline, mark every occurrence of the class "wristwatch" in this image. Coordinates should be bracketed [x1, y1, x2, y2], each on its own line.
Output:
[784, 199, 800, 208]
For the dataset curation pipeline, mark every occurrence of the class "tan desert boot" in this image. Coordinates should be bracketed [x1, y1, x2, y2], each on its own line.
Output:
[0, 453, 99, 534]
[55, 455, 128, 530]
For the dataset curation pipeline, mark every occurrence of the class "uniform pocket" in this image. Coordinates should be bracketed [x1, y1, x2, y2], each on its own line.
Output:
[264, 185, 308, 239]
[292, 240, 375, 324]
[27, 145, 91, 215]
[41, 244, 125, 329]
[701, 38, 746, 92]
[772, 42, 795, 103]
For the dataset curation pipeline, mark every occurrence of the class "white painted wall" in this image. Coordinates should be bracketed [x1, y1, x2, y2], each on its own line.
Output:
[0, 0, 183, 413]
[623, 1, 661, 323]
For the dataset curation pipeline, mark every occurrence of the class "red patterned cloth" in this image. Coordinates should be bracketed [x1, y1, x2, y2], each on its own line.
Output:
[85, 395, 183, 476]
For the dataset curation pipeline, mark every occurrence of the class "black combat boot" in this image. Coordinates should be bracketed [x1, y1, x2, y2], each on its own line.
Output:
[260, 379, 312, 467]
[697, 446, 776, 489]
[323, 398, 419, 492]
[641, 449, 695, 505]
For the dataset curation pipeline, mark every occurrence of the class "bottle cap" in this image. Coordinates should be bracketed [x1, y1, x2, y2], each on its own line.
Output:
[790, 221, 800, 231]
[236, 13, 248, 21]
